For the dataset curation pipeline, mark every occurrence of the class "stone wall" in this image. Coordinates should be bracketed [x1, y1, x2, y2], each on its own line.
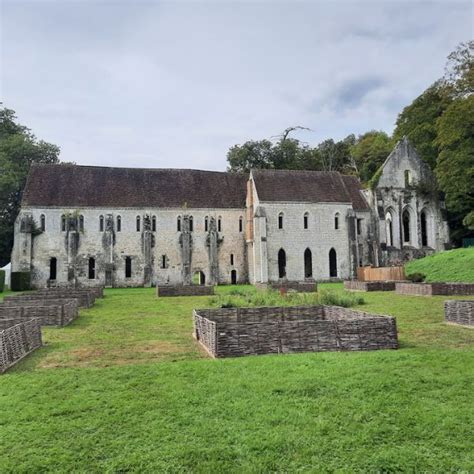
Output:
[396, 282, 474, 296]
[0, 299, 78, 326]
[157, 285, 215, 297]
[193, 305, 398, 358]
[444, 300, 474, 326]
[0, 318, 42, 373]
[344, 281, 396, 292]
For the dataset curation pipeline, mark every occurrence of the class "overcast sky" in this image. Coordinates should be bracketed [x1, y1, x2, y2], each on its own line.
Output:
[1, 0, 472, 170]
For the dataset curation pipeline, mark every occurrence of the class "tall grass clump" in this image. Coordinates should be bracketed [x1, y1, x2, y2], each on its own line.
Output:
[209, 288, 364, 309]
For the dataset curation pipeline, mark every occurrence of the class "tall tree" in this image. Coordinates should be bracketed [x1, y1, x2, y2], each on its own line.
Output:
[435, 95, 474, 242]
[0, 107, 60, 266]
[442, 40, 474, 98]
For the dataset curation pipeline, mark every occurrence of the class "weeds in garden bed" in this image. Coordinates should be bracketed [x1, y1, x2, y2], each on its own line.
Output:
[209, 288, 364, 308]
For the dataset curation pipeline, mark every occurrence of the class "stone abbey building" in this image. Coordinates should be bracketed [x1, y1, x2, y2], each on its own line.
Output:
[11, 137, 450, 288]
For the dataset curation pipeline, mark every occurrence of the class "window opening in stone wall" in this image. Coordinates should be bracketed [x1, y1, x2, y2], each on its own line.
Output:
[88, 257, 95, 279]
[40, 214, 45, 232]
[99, 215, 104, 232]
[402, 209, 410, 243]
[49, 257, 57, 280]
[161, 255, 168, 269]
[385, 211, 393, 247]
[152, 216, 157, 232]
[79, 215, 84, 232]
[304, 212, 309, 229]
[421, 210, 428, 247]
[61, 215, 66, 232]
[205, 216, 209, 232]
[116, 216, 121, 232]
[278, 248, 286, 278]
[334, 213, 339, 230]
[136, 216, 140, 232]
[304, 248, 312, 278]
[218, 216, 222, 232]
[230, 254, 234, 265]
[357, 218, 362, 235]
[231, 270, 237, 284]
[125, 257, 132, 278]
[189, 216, 194, 232]
[404, 170, 412, 187]
[278, 213, 284, 229]
[239, 216, 243, 232]
[329, 248, 337, 277]
[177, 216, 181, 232]
[193, 271, 205, 285]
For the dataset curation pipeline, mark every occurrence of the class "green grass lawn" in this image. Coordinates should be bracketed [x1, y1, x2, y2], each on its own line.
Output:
[405, 247, 474, 282]
[1, 284, 473, 472]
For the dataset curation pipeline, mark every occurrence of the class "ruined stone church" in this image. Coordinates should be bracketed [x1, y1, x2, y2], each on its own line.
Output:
[11, 137, 450, 288]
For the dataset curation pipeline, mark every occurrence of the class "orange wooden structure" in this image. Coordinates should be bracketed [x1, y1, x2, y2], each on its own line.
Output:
[356, 266, 406, 282]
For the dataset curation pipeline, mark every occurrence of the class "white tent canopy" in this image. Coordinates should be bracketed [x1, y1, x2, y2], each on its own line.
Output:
[1, 263, 11, 289]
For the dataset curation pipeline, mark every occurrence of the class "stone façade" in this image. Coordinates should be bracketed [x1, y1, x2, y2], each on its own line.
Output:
[11, 137, 450, 288]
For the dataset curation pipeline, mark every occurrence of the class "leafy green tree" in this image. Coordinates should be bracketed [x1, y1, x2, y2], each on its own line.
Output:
[226, 139, 275, 173]
[0, 106, 60, 266]
[443, 40, 474, 98]
[435, 95, 474, 242]
[349, 131, 393, 183]
[393, 83, 452, 169]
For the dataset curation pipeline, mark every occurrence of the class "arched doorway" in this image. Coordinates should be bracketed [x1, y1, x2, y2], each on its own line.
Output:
[278, 249, 286, 278]
[304, 248, 312, 278]
[421, 210, 428, 247]
[193, 271, 206, 285]
[329, 248, 337, 278]
[231, 270, 237, 284]
[402, 209, 411, 245]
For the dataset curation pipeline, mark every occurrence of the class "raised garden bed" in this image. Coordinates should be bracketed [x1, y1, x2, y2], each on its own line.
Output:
[444, 300, 474, 326]
[0, 299, 78, 326]
[344, 281, 396, 292]
[0, 318, 42, 373]
[156, 285, 215, 297]
[255, 281, 317, 292]
[395, 282, 474, 296]
[6, 289, 95, 308]
[193, 305, 398, 358]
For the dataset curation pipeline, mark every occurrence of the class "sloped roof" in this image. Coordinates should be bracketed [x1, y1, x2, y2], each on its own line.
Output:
[22, 164, 248, 209]
[251, 169, 369, 210]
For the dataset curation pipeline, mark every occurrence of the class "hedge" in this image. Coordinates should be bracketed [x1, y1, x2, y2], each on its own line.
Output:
[10, 272, 31, 291]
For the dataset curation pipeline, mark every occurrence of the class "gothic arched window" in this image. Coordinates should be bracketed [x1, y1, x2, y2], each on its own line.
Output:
[303, 212, 309, 229]
[278, 212, 284, 229]
[40, 214, 46, 232]
[99, 215, 104, 232]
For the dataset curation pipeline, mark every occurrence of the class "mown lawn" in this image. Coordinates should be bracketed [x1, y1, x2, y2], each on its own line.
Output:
[1, 284, 473, 472]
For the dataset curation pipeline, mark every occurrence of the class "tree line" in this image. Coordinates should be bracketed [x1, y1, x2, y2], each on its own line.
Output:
[226, 41, 473, 244]
[0, 43, 472, 266]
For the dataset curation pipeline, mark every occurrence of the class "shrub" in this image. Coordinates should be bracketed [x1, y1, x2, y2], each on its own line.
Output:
[0, 270, 5, 293]
[11, 272, 31, 291]
[318, 289, 365, 307]
[406, 272, 426, 283]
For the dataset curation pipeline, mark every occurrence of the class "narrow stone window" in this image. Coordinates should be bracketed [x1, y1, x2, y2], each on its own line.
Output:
[421, 210, 428, 247]
[99, 215, 104, 232]
[136, 216, 140, 232]
[404, 170, 412, 187]
[177, 216, 181, 232]
[79, 215, 84, 232]
[49, 257, 57, 280]
[61, 215, 66, 232]
[303, 212, 309, 229]
[88, 257, 95, 279]
[218, 216, 222, 232]
[125, 257, 132, 278]
[205, 216, 209, 232]
[40, 214, 46, 232]
[402, 209, 410, 243]
[161, 255, 168, 269]
[278, 212, 284, 229]
[189, 216, 194, 232]
[152, 216, 157, 232]
[239, 216, 243, 232]
[357, 218, 362, 235]
[334, 213, 339, 230]
[230, 254, 234, 265]
[278, 248, 286, 278]
[385, 211, 394, 247]
[116, 216, 121, 232]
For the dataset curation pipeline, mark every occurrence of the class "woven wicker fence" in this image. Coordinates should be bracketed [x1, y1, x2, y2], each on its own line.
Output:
[444, 300, 474, 326]
[396, 282, 474, 296]
[193, 305, 398, 358]
[255, 281, 317, 292]
[344, 281, 396, 292]
[357, 266, 405, 282]
[5, 290, 94, 308]
[0, 318, 42, 373]
[157, 285, 215, 297]
[0, 299, 78, 326]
